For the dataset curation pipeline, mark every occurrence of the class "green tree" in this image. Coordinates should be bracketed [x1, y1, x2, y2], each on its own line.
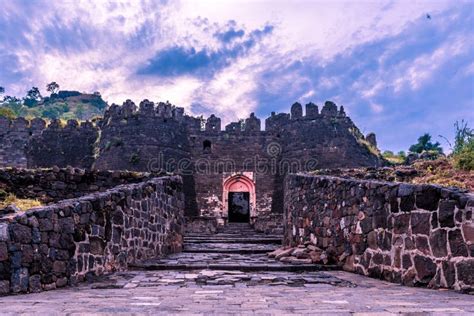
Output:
[46, 82, 60, 94]
[24, 87, 42, 107]
[1, 96, 26, 117]
[409, 133, 443, 154]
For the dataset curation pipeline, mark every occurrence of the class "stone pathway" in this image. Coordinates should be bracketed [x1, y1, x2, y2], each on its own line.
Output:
[0, 223, 472, 314]
[0, 271, 472, 314]
[133, 223, 336, 272]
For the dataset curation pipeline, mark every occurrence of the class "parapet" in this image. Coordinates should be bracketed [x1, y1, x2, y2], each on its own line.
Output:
[265, 112, 291, 132]
[225, 121, 243, 132]
[102, 99, 185, 125]
[245, 113, 261, 132]
[305, 102, 319, 118]
[205, 114, 221, 132]
[321, 101, 338, 117]
[291, 102, 303, 119]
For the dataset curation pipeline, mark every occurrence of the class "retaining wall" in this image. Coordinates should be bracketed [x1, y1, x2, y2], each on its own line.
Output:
[0, 176, 184, 295]
[0, 167, 160, 204]
[284, 174, 473, 292]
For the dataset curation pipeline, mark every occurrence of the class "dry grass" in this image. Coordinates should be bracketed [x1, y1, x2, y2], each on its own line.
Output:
[411, 158, 474, 190]
[0, 194, 43, 212]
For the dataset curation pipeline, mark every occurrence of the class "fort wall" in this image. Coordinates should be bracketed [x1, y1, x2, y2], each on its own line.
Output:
[0, 176, 184, 295]
[284, 174, 473, 291]
[0, 168, 158, 204]
[0, 99, 382, 222]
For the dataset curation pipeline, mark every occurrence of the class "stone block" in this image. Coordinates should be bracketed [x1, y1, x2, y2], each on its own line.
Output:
[429, 229, 447, 258]
[400, 195, 415, 212]
[448, 229, 468, 257]
[438, 200, 455, 227]
[0, 242, 8, 261]
[402, 254, 412, 270]
[11, 268, 29, 293]
[462, 223, 474, 244]
[414, 255, 436, 284]
[393, 214, 410, 234]
[415, 236, 430, 255]
[415, 186, 440, 211]
[411, 212, 431, 235]
[0, 280, 10, 295]
[29, 275, 42, 293]
[456, 260, 473, 287]
[9, 224, 32, 244]
[0, 224, 9, 242]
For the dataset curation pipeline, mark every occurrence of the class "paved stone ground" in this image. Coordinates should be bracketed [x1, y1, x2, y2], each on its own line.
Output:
[0, 224, 472, 314]
[0, 270, 472, 315]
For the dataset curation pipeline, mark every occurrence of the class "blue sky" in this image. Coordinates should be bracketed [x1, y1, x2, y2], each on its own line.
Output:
[0, 0, 473, 152]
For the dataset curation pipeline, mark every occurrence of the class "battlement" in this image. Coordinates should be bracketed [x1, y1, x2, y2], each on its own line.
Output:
[103, 99, 185, 123]
[98, 98, 349, 134]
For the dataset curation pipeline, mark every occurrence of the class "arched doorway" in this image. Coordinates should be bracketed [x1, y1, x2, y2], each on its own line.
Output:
[223, 174, 256, 223]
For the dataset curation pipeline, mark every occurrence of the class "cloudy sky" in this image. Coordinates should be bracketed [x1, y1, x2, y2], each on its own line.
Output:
[0, 0, 473, 152]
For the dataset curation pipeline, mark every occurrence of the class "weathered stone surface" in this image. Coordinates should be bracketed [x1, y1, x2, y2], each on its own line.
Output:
[462, 223, 474, 244]
[11, 268, 29, 293]
[414, 255, 436, 284]
[29, 275, 42, 293]
[449, 229, 468, 257]
[284, 174, 472, 292]
[411, 212, 431, 235]
[456, 260, 473, 287]
[0, 280, 9, 295]
[393, 214, 410, 234]
[0, 242, 7, 261]
[430, 229, 447, 258]
[438, 200, 456, 227]
[415, 236, 430, 255]
[9, 224, 31, 244]
[0, 176, 184, 295]
[415, 186, 440, 211]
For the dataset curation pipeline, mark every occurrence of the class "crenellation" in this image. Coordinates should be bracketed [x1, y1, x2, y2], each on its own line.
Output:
[138, 99, 155, 116]
[244, 113, 261, 132]
[321, 101, 338, 117]
[290, 102, 303, 119]
[265, 112, 290, 133]
[305, 102, 319, 118]
[225, 121, 243, 132]
[1, 98, 382, 222]
[205, 114, 221, 132]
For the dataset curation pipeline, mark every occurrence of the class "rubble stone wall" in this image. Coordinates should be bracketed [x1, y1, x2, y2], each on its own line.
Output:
[0, 176, 184, 295]
[284, 174, 473, 292]
[0, 168, 159, 204]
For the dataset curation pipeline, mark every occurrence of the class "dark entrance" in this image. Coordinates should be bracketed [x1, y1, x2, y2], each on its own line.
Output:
[228, 192, 250, 223]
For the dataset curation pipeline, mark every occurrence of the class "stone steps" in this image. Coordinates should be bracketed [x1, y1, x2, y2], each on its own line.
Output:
[130, 262, 337, 272]
[131, 224, 335, 273]
[183, 238, 282, 244]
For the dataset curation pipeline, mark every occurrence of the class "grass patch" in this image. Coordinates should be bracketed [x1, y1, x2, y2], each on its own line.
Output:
[0, 194, 43, 212]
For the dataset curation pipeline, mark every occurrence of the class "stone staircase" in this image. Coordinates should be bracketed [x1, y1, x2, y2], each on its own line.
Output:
[131, 223, 337, 272]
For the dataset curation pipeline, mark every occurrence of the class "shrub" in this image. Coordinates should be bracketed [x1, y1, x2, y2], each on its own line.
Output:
[454, 138, 474, 171]
[0, 107, 16, 119]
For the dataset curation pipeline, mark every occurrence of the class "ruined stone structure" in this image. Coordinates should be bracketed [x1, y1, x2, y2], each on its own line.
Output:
[0, 175, 184, 294]
[284, 174, 473, 292]
[0, 100, 381, 226]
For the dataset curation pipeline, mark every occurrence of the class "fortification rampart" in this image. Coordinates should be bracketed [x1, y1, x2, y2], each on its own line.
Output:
[0, 175, 184, 295]
[284, 173, 473, 292]
[0, 167, 160, 204]
[0, 99, 382, 221]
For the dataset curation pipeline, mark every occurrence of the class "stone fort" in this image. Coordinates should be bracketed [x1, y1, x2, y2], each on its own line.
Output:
[0, 99, 472, 296]
[0, 99, 380, 224]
